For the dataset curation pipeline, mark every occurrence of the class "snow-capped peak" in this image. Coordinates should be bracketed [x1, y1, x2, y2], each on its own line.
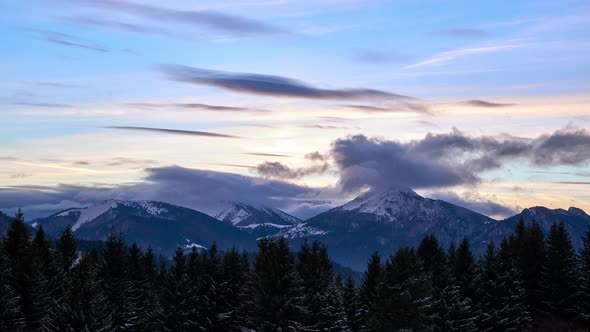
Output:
[212, 201, 300, 228]
[340, 188, 422, 215]
[56, 199, 170, 231]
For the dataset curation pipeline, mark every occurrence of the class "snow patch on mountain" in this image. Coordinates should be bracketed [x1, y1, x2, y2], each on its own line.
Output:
[72, 200, 118, 231]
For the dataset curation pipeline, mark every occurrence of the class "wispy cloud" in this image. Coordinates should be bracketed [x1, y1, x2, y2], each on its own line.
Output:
[243, 152, 292, 158]
[62, 16, 171, 36]
[102, 126, 240, 138]
[428, 28, 487, 38]
[29, 29, 109, 52]
[404, 43, 526, 69]
[127, 102, 270, 113]
[61, 0, 287, 37]
[462, 100, 517, 108]
[160, 65, 415, 100]
[352, 50, 409, 64]
[341, 103, 430, 114]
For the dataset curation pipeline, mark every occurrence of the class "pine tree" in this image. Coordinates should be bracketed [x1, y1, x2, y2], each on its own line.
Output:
[3, 209, 35, 327]
[35, 252, 75, 331]
[540, 221, 579, 322]
[429, 245, 476, 332]
[370, 247, 432, 331]
[342, 274, 363, 332]
[579, 226, 590, 324]
[453, 238, 477, 302]
[242, 237, 305, 331]
[222, 247, 249, 329]
[31, 226, 51, 271]
[517, 220, 546, 315]
[160, 246, 201, 331]
[0, 246, 25, 331]
[69, 249, 114, 331]
[418, 234, 444, 274]
[101, 231, 133, 329]
[359, 251, 381, 329]
[55, 225, 77, 273]
[297, 240, 345, 331]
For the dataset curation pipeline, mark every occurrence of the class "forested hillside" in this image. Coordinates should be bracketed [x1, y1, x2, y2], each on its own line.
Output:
[1, 209, 590, 331]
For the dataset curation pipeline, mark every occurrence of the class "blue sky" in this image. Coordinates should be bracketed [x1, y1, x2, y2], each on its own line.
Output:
[1, 0, 589, 219]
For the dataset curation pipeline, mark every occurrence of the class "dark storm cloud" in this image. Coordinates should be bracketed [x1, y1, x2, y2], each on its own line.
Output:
[127, 102, 270, 114]
[160, 65, 414, 100]
[463, 100, 517, 108]
[63, 0, 286, 37]
[102, 126, 239, 138]
[429, 28, 487, 37]
[0, 166, 325, 219]
[254, 161, 329, 179]
[30, 29, 109, 52]
[329, 127, 590, 192]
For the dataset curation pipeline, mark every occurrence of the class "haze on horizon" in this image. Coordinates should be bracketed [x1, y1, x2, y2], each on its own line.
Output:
[1, 0, 589, 220]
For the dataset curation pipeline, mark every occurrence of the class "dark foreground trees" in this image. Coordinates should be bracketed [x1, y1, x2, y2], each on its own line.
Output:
[1, 211, 590, 331]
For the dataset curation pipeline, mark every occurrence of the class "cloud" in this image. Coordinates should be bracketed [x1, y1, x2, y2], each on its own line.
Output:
[430, 191, 517, 218]
[254, 161, 329, 179]
[463, 100, 517, 107]
[29, 29, 109, 52]
[0, 166, 326, 219]
[352, 50, 409, 64]
[299, 125, 357, 130]
[305, 151, 327, 162]
[429, 28, 487, 38]
[533, 127, 590, 166]
[244, 153, 292, 158]
[8, 102, 75, 108]
[63, 0, 286, 37]
[127, 102, 270, 113]
[160, 65, 414, 100]
[63, 16, 170, 36]
[329, 127, 590, 192]
[404, 43, 525, 69]
[9, 173, 32, 179]
[341, 103, 430, 114]
[101, 126, 240, 138]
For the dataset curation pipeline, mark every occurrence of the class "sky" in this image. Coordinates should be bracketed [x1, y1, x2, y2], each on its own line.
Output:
[1, 0, 589, 219]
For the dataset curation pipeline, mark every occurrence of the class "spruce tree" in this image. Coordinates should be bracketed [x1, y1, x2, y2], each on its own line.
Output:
[359, 251, 381, 329]
[243, 237, 305, 331]
[342, 275, 363, 332]
[418, 234, 444, 274]
[3, 209, 35, 326]
[297, 240, 345, 331]
[370, 247, 432, 331]
[540, 221, 579, 322]
[579, 226, 590, 324]
[55, 225, 77, 273]
[0, 246, 25, 331]
[518, 220, 546, 315]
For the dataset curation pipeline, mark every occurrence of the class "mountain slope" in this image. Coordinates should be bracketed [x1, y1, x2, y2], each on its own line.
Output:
[492, 206, 590, 248]
[291, 188, 497, 270]
[211, 201, 300, 237]
[34, 200, 255, 255]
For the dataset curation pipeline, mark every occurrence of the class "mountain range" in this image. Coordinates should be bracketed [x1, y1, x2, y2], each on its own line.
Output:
[4, 189, 589, 270]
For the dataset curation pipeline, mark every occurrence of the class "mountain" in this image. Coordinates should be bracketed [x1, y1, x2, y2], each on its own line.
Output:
[33, 200, 255, 256]
[212, 201, 300, 237]
[495, 206, 590, 248]
[288, 188, 497, 270]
